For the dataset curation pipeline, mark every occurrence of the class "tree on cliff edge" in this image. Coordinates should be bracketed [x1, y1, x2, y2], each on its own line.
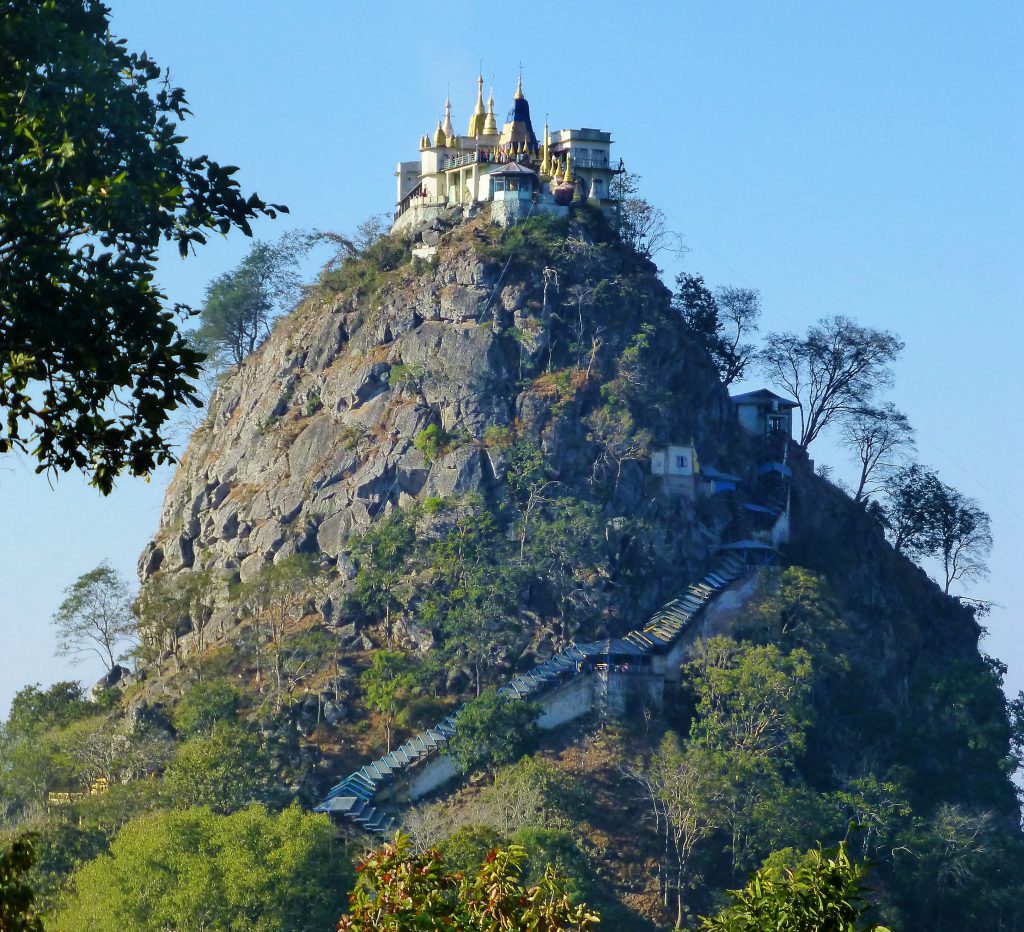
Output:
[53, 562, 136, 671]
[0, 0, 284, 493]
[758, 316, 903, 449]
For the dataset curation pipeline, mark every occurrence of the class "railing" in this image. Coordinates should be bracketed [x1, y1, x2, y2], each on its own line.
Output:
[569, 156, 610, 169]
[442, 152, 481, 169]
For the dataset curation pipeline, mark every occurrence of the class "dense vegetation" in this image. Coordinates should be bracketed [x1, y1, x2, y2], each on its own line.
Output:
[1, 207, 1019, 929]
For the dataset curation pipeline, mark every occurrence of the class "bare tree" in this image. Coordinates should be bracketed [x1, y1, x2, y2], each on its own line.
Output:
[714, 286, 761, 386]
[758, 315, 904, 449]
[628, 735, 721, 929]
[53, 562, 136, 671]
[840, 403, 915, 503]
[611, 170, 684, 261]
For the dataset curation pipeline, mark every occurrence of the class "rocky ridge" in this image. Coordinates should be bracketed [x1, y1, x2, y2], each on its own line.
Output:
[138, 213, 738, 653]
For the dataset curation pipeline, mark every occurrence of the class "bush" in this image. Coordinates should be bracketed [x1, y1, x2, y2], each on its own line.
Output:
[448, 691, 540, 772]
[172, 681, 242, 737]
[53, 804, 348, 932]
[413, 423, 451, 463]
[319, 234, 411, 298]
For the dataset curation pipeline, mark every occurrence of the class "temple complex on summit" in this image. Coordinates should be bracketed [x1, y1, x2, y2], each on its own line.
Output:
[392, 73, 620, 232]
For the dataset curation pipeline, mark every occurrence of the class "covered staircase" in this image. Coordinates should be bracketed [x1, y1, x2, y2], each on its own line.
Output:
[315, 551, 749, 835]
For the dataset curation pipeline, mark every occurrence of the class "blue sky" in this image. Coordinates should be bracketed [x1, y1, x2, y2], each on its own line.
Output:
[1, 0, 1021, 715]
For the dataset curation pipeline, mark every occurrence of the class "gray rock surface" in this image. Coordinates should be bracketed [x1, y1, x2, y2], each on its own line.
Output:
[139, 220, 736, 649]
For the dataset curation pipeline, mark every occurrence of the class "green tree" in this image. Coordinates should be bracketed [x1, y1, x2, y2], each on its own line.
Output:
[0, 0, 284, 492]
[673, 274, 761, 388]
[361, 651, 418, 752]
[448, 690, 540, 773]
[338, 831, 599, 931]
[164, 723, 275, 814]
[52, 562, 135, 671]
[4, 682, 93, 739]
[684, 637, 814, 764]
[0, 837, 43, 932]
[347, 508, 418, 645]
[700, 841, 889, 932]
[172, 680, 242, 737]
[882, 465, 993, 594]
[197, 234, 309, 368]
[54, 804, 347, 932]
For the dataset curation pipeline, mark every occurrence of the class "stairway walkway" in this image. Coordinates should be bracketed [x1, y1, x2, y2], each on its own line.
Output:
[316, 438, 795, 836]
[315, 551, 748, 835]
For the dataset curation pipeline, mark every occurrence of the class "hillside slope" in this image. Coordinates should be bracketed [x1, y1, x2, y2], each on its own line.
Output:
[8, 210, 1021, 931]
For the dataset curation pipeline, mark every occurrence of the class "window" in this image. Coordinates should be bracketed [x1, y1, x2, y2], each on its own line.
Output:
[575, 147, 589, 161]
[767, 415, 787, 434]
[593, 178, 603, 192]
[676, 455, 688, 469]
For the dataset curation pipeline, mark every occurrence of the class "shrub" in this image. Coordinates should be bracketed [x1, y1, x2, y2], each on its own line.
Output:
[448, 690, 540, 772]
[172, 681, 242, 737]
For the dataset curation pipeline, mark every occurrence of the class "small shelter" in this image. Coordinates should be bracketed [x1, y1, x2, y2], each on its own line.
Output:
[490, 162, 539, 202]
[731, 389, 797, 438]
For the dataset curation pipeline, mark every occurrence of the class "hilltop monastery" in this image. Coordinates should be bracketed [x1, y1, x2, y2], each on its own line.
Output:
[393, 74, 620, 232]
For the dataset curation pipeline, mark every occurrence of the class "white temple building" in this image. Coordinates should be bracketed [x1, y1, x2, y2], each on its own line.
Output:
[393, 74, 620, 232]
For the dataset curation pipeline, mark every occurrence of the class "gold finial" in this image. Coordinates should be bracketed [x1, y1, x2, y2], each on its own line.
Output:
[442, 95, 454, 140]
[483, 86, 497, 135]
[515, 67, 524, 100]
[434, 120, 446, 147]
[468, 73, 486, 136]
[562, 156, 573, 184]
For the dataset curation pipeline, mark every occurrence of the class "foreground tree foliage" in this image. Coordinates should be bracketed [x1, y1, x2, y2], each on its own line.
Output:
[54, 804, 347, 932]
[700, 842, 889, 932]
[0, 836, 43, 932]
[338, 831, 600, 931]
[0, 0, 284, 492]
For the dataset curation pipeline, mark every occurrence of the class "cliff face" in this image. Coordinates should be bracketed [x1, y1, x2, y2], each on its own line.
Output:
[122, 212, 1024, 930]
[139, 213, 736, 647]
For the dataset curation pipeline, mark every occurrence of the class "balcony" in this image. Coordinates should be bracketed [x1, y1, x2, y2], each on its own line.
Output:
[571, 156, 610, 169]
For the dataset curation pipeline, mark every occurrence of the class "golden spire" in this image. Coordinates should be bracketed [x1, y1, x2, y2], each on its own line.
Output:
[562, 155, 573, 184]
[433, 120, 446, 147]
[468, 74, 486, 136]
[514, 70, 524, 100]
[483, 86, 497, 135]
[442, 95, 454, 141]
[541, 121, 550, 171]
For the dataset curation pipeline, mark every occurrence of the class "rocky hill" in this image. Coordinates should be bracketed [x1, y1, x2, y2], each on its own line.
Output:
[139, 210, 739, 653]
[97, 207, 1024, 929]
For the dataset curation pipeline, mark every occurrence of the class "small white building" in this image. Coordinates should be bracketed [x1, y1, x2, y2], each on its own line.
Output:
[392, 74, 620, 233]
[651, 443, 700, 498]
[651, 444, 697, 478]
